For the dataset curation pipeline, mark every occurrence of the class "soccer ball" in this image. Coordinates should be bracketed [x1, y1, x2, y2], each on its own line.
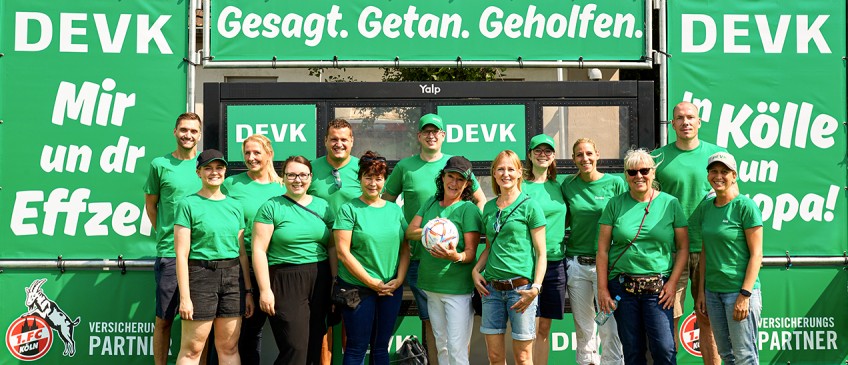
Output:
[421, 218, 459, 250]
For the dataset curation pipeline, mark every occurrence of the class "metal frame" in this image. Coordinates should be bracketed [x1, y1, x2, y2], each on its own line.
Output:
[200, 0, 654, 70]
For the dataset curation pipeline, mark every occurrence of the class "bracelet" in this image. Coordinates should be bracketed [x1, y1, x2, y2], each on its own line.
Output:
[739, 288, 752, 297]
[245, 288, 255, 295]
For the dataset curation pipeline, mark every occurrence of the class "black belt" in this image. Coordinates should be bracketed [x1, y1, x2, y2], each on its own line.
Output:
[188, 258, 239, 269]
[577, 256, 596, 265]
[490, 277, 530, 291]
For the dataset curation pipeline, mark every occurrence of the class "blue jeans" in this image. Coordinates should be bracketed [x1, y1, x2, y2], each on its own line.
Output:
[608, 276, 676, 365]
[705, 289, 761, 365]
[405, 260, 429, 320]
[480, 283, 538, 341]
[341, 285, 403, 365]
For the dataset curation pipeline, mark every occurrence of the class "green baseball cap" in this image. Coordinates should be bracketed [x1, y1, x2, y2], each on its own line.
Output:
[419, 113, 444, 131]
[529, 134, 556, 150]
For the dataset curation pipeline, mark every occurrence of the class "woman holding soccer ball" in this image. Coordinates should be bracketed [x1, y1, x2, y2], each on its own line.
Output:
[405, 156, 482, 365]
[472, 150, 547, 365]
[334, 151, 410, 365]
[252, 155, 334, 365]
[522, 134, 568, 365]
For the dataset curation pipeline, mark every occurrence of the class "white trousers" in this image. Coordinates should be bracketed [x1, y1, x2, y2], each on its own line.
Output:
[566, 257, 624, 365]
[423, 290, 474, 365]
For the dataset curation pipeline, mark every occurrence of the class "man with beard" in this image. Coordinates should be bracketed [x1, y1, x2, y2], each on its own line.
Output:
[143, 112, 203, 365]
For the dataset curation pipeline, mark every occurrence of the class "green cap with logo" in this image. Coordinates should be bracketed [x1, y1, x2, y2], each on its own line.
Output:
[419, 113, 444, 131]
[529, 134, 556, 151]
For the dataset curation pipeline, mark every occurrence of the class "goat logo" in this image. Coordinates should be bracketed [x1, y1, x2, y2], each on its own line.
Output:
[5, 279, 81, 360]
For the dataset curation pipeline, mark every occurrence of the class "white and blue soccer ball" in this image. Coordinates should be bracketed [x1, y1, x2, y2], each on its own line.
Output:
[421, 218, 459, 250]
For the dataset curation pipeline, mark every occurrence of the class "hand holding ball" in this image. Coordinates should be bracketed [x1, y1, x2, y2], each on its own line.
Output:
[421, 218, 460, 251]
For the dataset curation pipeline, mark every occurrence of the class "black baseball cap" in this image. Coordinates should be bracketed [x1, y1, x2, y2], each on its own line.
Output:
[443, 156, 473, 180]
[196, 149, 227, 168]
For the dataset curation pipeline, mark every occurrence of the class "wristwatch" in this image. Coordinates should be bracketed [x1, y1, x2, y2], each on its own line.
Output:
[739, 288, 752, 297]
[531, 283, 542, 294]
[245, 288, 255, 295]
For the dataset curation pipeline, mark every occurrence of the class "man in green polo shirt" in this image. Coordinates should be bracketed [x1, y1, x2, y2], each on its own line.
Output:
[383, 113, 486, 364]
[309, 118, 361, 214]
[143, 112, 202, 365]
[653, 101, 726, 364]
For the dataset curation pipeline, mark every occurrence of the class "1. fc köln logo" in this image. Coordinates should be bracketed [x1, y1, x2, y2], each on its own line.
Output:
[5, 279, 80, 361]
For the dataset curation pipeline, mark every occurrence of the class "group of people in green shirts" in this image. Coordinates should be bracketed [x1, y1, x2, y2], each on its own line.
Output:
[145, 102, 763, 365]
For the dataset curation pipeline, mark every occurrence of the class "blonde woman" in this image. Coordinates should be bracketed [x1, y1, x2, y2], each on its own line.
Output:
[596, 148, 689, 365]
[561, 138, 625, 365]
[221, 134, 284, 364]
[472, 150, 546, 365]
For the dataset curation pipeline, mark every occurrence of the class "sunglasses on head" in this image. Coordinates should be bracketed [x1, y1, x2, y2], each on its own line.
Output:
[626, 168, 652, 176]
[331, 168, 342, 189]
[361, 156, 387, 163]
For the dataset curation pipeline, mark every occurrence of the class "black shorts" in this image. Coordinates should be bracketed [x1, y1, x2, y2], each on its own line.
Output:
[186, 263, 245, 321]
[536, 259, 567, 320]
[154, 257, 180, 319]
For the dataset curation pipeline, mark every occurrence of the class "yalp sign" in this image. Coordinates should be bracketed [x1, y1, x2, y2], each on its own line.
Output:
[210, 0, 647, 62]
[437, 105, 526, 161]
[226, 104, 318, 161]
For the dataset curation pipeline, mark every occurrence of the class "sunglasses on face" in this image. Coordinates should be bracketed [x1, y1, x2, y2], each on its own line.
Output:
[331, 168, 342, 189]
[625, 168, 652, 176]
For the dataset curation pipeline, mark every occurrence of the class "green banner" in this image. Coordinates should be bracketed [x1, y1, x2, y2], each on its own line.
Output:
[0, 0, 189, 259]
[438, 104, 527, 161]
[210, 0, 646, 62]
[1, 271, 177, 364]
[667, 0, 848, 256]
[226, 104, 318, 161]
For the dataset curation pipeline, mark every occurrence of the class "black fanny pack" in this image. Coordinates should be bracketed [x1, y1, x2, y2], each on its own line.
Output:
[331, 277, 374, 309]
[619, 273, 663, 295]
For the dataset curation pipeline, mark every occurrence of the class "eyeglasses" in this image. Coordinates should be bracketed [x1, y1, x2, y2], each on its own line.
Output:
[419, 130, 442, 137]
[493, 209, 503, 233]
[330, 169, 342, 189]
[625, 168, 652, 176]
[532, 148, 555, 157]
[285, 173, 312, 181]
[361, 156, 387, 163]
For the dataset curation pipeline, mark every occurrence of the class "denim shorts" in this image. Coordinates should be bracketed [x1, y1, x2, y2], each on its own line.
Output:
[154, 257, 180, 319]
[186, 263, 245, 321]
[480, 283, 538, 341]
[405, 260, 429, 320]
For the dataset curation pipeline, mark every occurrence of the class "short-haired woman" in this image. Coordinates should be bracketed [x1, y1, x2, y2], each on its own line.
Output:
[597, 148, 689, 365]
[334, 151, 410, 365]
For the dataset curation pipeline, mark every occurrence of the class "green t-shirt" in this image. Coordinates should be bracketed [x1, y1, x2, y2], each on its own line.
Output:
[481, 193, 546, 281]
[143, 153, 201, 257]
[653, 141, 726, 252]
[561, 174, 627, 257]
[694, 195, 762, 293]
[385, 153, 480, 260]
[308, 156, 361, 214]
[415, 197, 483, 295]
[599, 192, 687, 280]
[333, 199, 408, 287]
[174, 194, 244, 261]
[522, 180, 567, 261]
[254, 196, 334, 265]
[221, 172, 286, 255]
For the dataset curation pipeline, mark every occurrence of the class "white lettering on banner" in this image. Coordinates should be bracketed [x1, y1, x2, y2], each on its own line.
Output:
[446, 124, 516, 143]
[758, 331, 838, 351]
[14, 12, 173, 54]
[236, 124, 307, 143]
[359, 6, 465, 39]
[681, 14, 831, 54]
[752, 185, 840, 231]
[40, 136, 146, 174]
[551, 332, 577, 351]
[419, 84, 441, 95]
[89, 336, 154, 356]
[480, 5, 642, 39]
[52, 79, 137, 127]
[715, 101, 838, 150]
[218, 5, 345, 46]
[10, 189, 151, 237]
[738, 160, 779, 183]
